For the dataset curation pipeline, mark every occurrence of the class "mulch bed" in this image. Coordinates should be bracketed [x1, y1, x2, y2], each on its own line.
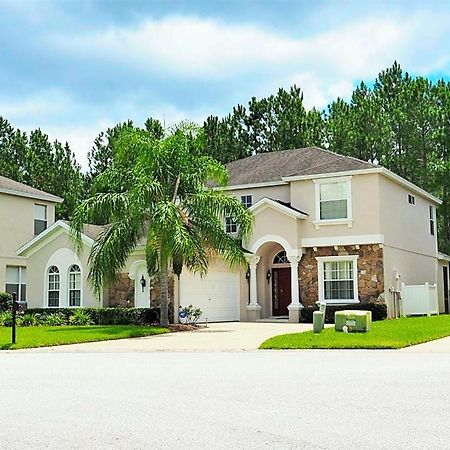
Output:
[168, 324, 200, 332]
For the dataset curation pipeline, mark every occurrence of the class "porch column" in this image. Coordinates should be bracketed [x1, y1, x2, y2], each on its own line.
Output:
[287, 251, 303, 323]
[245, 254, 261, 322]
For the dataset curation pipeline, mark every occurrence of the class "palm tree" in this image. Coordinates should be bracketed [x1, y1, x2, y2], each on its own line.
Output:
[71, 123, 253, 326]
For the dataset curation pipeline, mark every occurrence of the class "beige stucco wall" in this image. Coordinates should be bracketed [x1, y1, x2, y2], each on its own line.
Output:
[383, 245, 438, 308]
[0, 192, 56, 294]
[25, 231, 99, 308]
[227, 184, 290, 205]
[437, 259, 449, 313]
[291, 173, 382, 240]
[379, 176, 438, 257]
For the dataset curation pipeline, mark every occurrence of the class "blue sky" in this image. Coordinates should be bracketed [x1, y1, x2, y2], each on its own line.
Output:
[1, 0, 450, 169]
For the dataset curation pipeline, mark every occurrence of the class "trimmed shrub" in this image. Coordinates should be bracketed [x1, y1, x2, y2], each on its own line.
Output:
[300, 302, 387, 324]
[44, 313, 66, 326]
[0, 292, 13, 312]
[68, 309, 93, 326]
[0, 311, 12, 327]
[25, 307, 160, 326]
[18, 313, 42, 327]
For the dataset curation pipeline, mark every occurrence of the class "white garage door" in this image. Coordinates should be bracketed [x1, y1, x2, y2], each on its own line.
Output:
[179, 269, 240, 322]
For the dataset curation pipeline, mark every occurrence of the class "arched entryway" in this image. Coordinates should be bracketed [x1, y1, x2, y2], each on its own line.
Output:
[246, 234, 302, 322]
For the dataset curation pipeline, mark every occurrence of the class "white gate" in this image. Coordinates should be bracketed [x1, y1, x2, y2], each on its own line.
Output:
[401, 282, 439, 316]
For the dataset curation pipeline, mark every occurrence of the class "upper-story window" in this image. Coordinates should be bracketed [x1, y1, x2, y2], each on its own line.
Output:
[34, 204, 47, 235]
[225, 217, 237, 234]
[429, 205, 435, 236]
[408, 194, 416, 206]
[314, 177, 352, 228]
[241, 195, 253, 208]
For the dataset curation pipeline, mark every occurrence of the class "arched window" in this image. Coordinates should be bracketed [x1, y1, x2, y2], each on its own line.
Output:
[68, 264, 81, 307]
[273, 251, 289, 264]
[48, 266, 60, 307]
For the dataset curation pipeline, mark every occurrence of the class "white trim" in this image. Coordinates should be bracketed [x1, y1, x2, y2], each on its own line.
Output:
[249, 197, 308, 220]
[313, 176, 353, 228]
[219, 180, 288, 191]
[17, 220, 94, 257]
[301, 234, 384, 248]
[284, 168, 379, 182]
[0, 187, 63, 203]
[249, 234, 294, 255]
[316, 255, 359, 305]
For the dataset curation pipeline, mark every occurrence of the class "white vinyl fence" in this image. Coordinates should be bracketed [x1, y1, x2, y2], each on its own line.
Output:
[401, 282, 439, 317]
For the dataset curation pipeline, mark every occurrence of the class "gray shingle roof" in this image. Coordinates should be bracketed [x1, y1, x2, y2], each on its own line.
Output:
[0, 175, 63, 202]
[226, 147, 376, 185]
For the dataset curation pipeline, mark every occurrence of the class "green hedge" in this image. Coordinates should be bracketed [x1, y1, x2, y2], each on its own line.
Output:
[0, 292, 13, 312]
[26, 307, 160, 325]
[300, 302, 387, 323]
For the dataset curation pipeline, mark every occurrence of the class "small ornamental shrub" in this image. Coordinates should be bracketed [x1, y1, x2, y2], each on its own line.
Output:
[68, 309, 93, 326]
[19, 314, 42, 327]
[179, 305, 203, 324]
[0, 292, 13, 312]
[0, 311, 12, 327]
[44, 313, 66, 326]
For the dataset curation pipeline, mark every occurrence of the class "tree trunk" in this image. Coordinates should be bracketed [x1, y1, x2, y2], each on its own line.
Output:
[159, 255, 169, 326]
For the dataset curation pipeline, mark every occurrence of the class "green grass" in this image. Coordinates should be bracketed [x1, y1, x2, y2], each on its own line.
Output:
[260, 315, 450, 349]
[0, 325, 170, 350]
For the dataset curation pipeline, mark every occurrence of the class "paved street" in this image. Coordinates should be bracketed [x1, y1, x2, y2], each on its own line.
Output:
[1, 350, 450, 449]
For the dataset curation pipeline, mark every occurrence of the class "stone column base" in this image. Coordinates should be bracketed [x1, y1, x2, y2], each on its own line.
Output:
[288, 305, 303, 323]
[246, 304, 262, 322]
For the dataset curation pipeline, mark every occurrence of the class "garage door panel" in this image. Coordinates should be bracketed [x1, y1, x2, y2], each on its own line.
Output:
[180, 269, 240, 322]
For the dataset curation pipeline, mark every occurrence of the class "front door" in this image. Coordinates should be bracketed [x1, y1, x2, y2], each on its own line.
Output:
[135, 268, 150, 308]
[272, 268, 291, 316]
[444, 266, 449, 314]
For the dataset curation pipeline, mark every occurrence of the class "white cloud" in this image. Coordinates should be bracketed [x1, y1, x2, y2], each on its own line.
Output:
[54, 12, 450, 81]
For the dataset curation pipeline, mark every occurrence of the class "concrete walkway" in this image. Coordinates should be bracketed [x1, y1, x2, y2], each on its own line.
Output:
[400, 335, 450, 353]
[19, 322, 312, 352]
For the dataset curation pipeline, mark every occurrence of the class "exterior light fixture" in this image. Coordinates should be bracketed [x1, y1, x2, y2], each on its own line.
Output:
[245, 269, 250, 283]
[140, 275, 146, 292]
[266, 270, 271, 283]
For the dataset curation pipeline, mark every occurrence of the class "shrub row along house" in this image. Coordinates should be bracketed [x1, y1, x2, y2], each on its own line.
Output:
[1, 147, 449, 322]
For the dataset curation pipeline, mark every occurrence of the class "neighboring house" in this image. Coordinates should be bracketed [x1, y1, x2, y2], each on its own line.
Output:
[0, 175, 61, 302]
[6, 147, 450, 322]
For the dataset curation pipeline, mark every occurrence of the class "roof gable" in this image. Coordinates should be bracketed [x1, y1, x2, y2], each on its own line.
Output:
[250, 197, 308, 220]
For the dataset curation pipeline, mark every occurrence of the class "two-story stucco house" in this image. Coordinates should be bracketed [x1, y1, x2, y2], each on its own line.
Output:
[7, 147, 450, 322]
[0, 176, 61, 302]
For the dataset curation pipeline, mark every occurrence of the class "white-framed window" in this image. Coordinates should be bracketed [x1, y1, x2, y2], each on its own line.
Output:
[408, 194, 416, 206]
[316, 255, 359, 304]
[47, 266, 60, 307]
[241, 195, 253, 208]
[34, 204, 47, 235]
[313, 177, 352, 228]
[68, 264, 81, 307]
[429, 205, 435, 236]
[5, 266, 26, 301]
[225, 217, 237, 234]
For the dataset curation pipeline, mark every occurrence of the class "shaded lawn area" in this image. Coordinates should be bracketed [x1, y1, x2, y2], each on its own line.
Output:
[0, 325, 169, 350]
[260, 315, 450, 350]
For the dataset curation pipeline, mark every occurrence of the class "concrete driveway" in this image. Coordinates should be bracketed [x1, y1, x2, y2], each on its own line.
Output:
[20, 322, 312, 352]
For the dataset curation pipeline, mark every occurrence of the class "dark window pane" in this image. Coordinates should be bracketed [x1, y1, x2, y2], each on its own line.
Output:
[48, 291, 59, 307]
[34, 219, 47, 235]
[320, 200, 347, 220]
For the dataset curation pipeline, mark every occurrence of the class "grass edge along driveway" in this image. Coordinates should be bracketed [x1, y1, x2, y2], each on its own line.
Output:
[260, 315, 450, 350]
[0, 325, 169, 350]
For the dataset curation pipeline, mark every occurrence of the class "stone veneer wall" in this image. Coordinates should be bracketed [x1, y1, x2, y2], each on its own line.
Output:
[107, 273, 175, 322]
[299, 244, 384, 307]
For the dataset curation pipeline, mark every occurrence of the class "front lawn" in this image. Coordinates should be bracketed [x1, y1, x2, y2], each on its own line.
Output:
[0, 325, 169, 350]
[260, 315, 450, 349]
